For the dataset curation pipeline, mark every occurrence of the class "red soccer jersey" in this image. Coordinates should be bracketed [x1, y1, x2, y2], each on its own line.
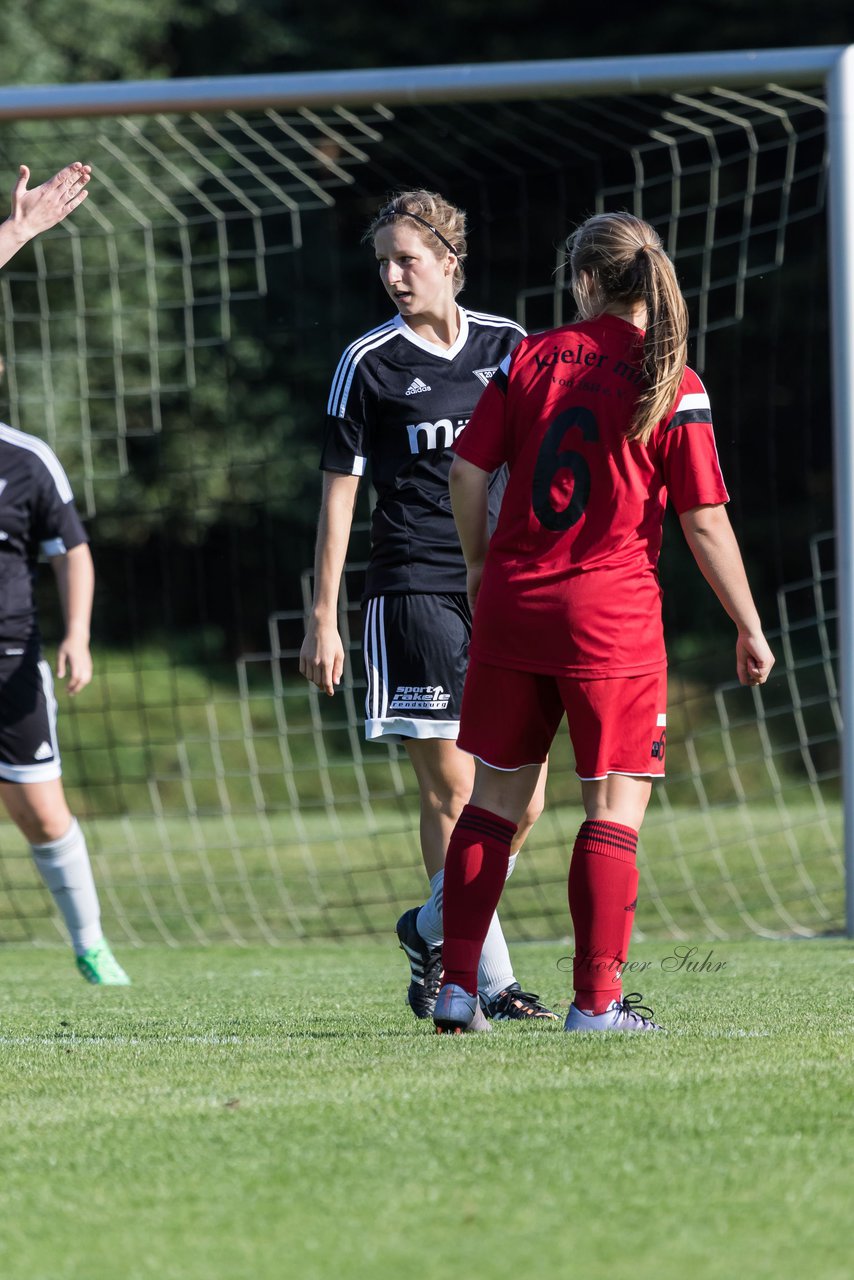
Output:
[452, 314, 729, 677]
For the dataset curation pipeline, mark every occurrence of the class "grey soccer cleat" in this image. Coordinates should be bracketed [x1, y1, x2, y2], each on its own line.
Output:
[564, 992, 665, 1033]
[433, 982, 491, 1035]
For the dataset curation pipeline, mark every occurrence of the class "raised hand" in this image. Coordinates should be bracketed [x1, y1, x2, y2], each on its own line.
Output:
[1, 161, 92, 267]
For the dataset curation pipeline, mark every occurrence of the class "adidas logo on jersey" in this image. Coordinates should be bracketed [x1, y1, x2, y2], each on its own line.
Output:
[405, 377, 431, 396]
[34, 742, 54, 761]
[473, 366, 498, 386]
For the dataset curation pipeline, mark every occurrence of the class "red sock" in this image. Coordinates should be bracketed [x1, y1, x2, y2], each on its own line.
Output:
[568, 819, 639, 1014]
[442, 804, 517, 997]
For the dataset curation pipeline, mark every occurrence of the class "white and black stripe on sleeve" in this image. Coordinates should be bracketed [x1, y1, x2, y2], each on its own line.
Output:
[665, 389, 713, 432]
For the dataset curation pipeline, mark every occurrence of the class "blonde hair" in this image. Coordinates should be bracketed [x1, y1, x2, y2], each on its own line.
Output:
[365, 189, 468, 296]
[567, 212, 688, 444]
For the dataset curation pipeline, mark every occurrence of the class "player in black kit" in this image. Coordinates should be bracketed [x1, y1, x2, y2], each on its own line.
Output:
[300, 190, 555, 1026]
[0, 356, 129, 984]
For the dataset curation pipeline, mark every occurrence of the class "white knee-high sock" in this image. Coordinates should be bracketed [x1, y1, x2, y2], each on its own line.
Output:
[415, 867, 445, 947]
[415, 854, 519, 998]
[31, 819, 103, 955]
[478, 854, 518, 999]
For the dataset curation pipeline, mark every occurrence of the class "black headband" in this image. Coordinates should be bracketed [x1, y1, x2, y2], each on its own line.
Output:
[377, 203, 459, 257]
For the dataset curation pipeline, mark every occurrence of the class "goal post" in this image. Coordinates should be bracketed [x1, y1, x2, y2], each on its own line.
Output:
[0, 46, 851, 946]
[826, 44, 854, 938]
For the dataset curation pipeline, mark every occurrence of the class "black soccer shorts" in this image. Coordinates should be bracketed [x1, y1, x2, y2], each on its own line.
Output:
[362, 592, 471, 741]
[0, 649, 63, 783]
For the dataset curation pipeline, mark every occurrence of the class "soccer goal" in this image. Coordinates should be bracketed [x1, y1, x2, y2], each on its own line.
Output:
[0, 46, 852, 947]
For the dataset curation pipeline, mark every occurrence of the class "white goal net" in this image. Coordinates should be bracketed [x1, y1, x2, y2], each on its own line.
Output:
[0, 53, 848, 946]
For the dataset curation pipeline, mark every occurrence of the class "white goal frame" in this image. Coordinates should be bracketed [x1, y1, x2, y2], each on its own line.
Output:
[0, 44, 852, 939]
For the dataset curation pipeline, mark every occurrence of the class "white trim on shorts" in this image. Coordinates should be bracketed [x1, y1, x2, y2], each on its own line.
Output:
[0, 660, 63, 783]
[365, 716, 459, 742]
[466, 752, 661, 781]
[364, 596, 390, 727]
[465, 750, 539, 772]
[575, 770, 662, 781]
[363, 595, 461, 743]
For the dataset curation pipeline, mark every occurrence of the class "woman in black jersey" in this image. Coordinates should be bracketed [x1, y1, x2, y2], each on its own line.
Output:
[0, 161, 130, 984]
[0, 357, 129, 984]
[300, 190, 553, 1027]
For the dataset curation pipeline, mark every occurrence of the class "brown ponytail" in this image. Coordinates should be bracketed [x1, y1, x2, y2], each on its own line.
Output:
[567, 213, 688, 444]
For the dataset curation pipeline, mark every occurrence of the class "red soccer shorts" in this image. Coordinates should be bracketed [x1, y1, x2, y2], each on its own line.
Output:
[457, 658, 668, 779]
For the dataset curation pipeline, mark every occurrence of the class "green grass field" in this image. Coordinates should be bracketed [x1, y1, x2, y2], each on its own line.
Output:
[1, 938, 851, 1280]
[1, 799, 844, 949]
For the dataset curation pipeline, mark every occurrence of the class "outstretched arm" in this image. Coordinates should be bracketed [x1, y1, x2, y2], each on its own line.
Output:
[49, 542, 95, 696]
[0, 162, 92, 269]
[679, 503, 775, 686]
[299, 471, 361, 696]
[449, 454, 491, 612]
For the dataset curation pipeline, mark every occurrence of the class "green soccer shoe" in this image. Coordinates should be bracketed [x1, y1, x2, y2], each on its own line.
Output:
[76, 939, 131, 986]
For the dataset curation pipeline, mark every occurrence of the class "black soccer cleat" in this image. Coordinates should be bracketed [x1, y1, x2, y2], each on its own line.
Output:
[481, 982, 560, 1022]
[395, 906, 443, 1020]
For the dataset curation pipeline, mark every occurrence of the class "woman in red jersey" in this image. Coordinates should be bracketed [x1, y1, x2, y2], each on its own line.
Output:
[432, 211, 774, 1034]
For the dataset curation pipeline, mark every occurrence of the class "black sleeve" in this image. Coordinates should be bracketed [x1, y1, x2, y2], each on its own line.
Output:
[319, 349, 378, 476]
[30, 451, 88, 555]
[319, 411, 369, 477]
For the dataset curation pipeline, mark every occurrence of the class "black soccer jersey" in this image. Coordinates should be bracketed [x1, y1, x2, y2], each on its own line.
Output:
[0, 423, 88, 649]
[321, 308, 525, 596]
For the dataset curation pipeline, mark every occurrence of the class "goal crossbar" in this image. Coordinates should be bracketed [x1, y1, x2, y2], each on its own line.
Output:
[0, 47, 845, 120]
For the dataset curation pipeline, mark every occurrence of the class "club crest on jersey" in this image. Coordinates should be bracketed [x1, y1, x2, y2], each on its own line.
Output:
[473, 367, 498, 386]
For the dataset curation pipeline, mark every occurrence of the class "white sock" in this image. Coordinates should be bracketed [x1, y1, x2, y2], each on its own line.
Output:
[478, 854, 518, 999]
[415, 868, 445, 948]
[416, 855, 519, 997]
[31, 819, 103, 956]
